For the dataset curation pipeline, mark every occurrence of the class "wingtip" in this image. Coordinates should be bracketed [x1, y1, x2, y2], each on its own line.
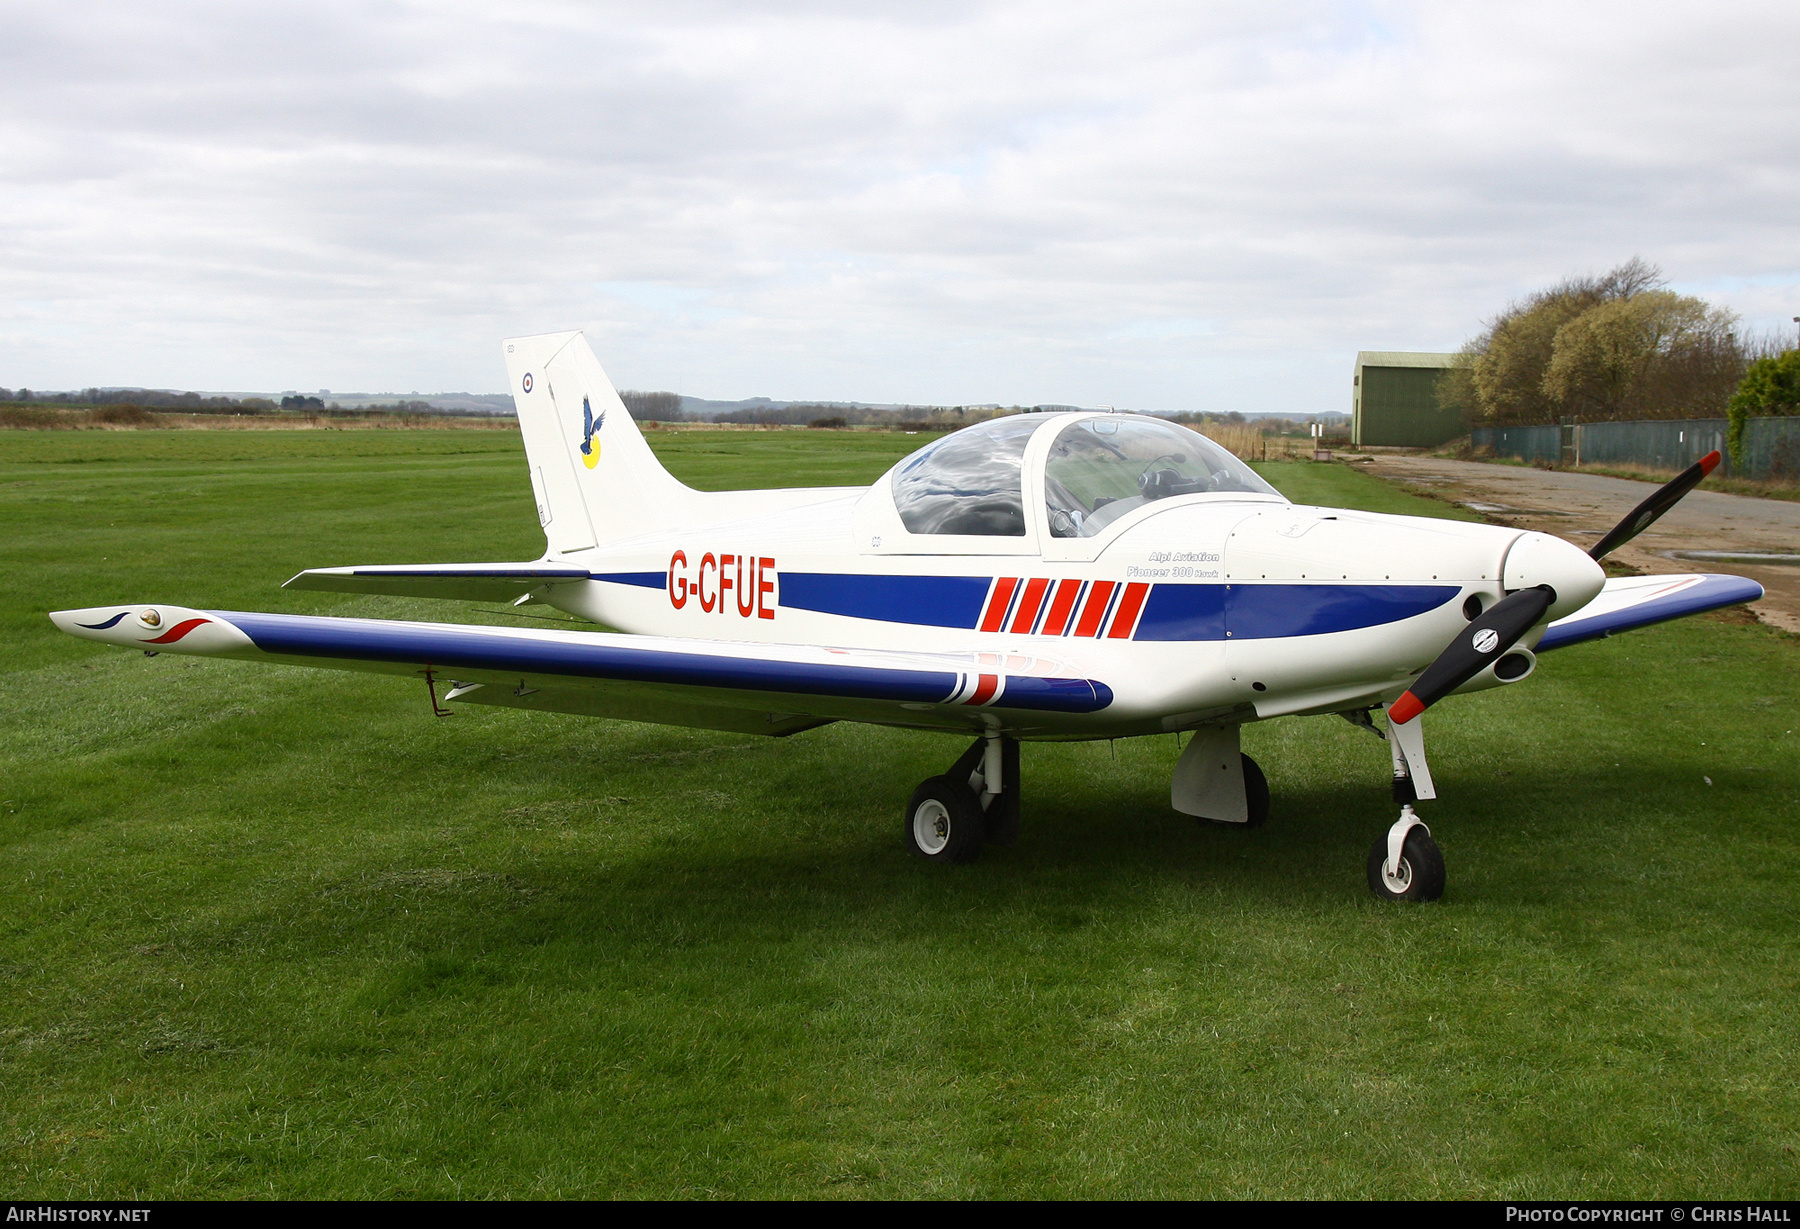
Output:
[47, 608, 92, 634]
[48, 604, 252, 653]
[49, 605, 135, 636]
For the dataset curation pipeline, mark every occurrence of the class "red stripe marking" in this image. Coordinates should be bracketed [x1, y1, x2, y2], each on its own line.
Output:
[140, 617, 211, 645]
[979, 577, 1019, 633]
[1699, 449, 1721, 476]
[1040, 579, 1083, 636]
[1107, 582, 1150, 639]
[1073, 581, 1117, 637]
[965, 673, 999, 706]
[1027, 579, 1058, 634]
[1008, 577, 1050, 635]
[1388, 691, 1424, 725]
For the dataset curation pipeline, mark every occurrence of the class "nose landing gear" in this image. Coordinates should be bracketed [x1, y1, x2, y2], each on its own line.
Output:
[1367, 804, 1445, 901]
[1346, 706, 1448, 902]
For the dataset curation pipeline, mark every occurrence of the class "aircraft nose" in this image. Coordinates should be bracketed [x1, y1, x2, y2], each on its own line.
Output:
[1501, 532, 1604, 621]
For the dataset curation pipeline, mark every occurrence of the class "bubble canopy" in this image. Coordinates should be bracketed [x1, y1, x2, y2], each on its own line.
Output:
[1044, 415, 1279, 538]
[889, 412, 1279, 538]
[891, 414, 1044, 536]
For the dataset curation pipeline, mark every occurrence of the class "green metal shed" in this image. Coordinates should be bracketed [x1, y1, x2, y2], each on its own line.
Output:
[1352, 351, 1462, 447]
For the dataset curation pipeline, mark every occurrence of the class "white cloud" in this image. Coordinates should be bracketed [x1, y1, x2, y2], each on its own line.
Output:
[0, 0, 1796, 412]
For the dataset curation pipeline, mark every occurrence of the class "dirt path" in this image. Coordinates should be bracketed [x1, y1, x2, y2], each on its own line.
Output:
[1356, 455, 1800, 634]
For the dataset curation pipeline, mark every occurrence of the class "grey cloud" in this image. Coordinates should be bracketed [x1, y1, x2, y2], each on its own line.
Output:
[0, 0, 1796, 411]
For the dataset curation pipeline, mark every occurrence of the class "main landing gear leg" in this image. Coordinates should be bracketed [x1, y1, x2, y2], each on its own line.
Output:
[905, 732, 1019, 864]
[1365, 710, 1445, 901]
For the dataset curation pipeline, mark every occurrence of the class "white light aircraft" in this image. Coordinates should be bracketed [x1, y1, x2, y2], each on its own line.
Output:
[52, 332, 1763, 900]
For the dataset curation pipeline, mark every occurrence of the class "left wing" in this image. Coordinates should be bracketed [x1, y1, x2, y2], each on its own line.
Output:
[50, 605, 1114, 736]
[283, 562, 594, 603]
[1536, 573, 1763, 651]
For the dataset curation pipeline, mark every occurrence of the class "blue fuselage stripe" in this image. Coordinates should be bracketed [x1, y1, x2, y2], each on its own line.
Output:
[591, 571, 666, 589]
[771, 574, 1457, 638]
[778, 573, 992, 628]
[1135, 583, 1460, 640]
[353, 568, 592, 580]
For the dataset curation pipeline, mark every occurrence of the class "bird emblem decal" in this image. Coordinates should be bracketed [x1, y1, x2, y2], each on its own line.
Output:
[580, 396, 604, 469]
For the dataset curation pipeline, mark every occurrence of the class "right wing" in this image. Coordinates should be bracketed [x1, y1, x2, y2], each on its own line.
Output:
[50, 605, 1114, 737]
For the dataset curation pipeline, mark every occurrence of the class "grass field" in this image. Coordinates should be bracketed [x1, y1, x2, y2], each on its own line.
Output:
[3, 429, 1797, 1198]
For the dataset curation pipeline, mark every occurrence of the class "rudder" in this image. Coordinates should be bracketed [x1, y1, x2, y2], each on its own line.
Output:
[503, 332, 693, 555]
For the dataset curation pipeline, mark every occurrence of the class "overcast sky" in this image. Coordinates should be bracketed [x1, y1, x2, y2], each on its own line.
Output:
[2, 1, 1796, 413]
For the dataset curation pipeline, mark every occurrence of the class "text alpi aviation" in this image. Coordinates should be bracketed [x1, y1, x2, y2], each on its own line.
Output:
[53, 332, 1761, 900]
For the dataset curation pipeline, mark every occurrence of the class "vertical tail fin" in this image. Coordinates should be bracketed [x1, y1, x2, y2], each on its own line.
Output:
[503, 331, 693, 555]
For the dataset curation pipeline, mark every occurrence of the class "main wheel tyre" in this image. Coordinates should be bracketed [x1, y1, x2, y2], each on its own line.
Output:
[905, 775, 986, 863]
[1241, 754, 1270, 828]
[1366, 828, 1445, 902]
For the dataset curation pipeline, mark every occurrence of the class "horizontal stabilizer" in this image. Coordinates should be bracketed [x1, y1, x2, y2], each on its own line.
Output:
[1536, 573, 1763, 651]
[284, 563, 592, 603]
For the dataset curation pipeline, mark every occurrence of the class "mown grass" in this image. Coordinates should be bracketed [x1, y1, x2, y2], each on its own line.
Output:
[2, 431, 1796, 1198]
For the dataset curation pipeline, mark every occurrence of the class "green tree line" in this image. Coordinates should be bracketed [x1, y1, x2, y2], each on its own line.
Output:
[1439, 259, 1795, 443]
[1727, 348, 1800, 462]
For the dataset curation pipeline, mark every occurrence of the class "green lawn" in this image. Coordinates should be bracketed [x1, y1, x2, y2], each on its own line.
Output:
[2, 429, 1796, 1198]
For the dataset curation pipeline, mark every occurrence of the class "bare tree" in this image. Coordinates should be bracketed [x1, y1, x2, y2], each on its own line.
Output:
[620, 390, 683, 420]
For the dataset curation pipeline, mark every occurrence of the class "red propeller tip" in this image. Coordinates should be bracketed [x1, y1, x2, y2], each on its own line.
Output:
[1700, 450, 1721, 476]
[1388, 692, 1424, 725]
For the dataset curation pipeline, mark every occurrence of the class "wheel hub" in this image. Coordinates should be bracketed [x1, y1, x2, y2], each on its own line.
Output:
[913, 799, 951, 855]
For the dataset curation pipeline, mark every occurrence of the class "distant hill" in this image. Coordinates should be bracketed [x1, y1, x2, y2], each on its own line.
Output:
[680, 395, 999, 421]
[316, 392, 515, 415]
[1, 383, 1354, 425]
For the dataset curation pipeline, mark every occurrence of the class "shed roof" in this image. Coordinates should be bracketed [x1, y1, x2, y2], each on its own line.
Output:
[1355, 351, 1459, 370]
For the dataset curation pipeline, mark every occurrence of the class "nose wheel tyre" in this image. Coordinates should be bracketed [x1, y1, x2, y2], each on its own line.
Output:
[906, 775, 986, 863]
[1366, 826, 1445, 902]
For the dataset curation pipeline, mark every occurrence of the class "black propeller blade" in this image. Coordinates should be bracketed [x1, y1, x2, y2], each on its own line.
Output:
[1388, 586, 1557, 725]
[1587, 449, 1720, 561]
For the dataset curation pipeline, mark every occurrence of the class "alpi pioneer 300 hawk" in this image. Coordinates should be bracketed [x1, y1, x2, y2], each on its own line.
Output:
[53, 332, 1762, 900]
